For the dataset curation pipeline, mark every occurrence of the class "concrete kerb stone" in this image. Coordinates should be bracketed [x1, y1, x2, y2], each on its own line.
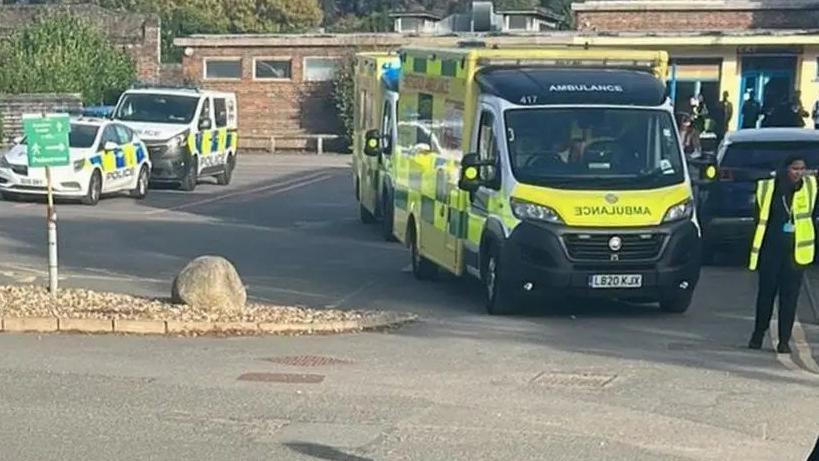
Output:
[0, 312, 418, 337]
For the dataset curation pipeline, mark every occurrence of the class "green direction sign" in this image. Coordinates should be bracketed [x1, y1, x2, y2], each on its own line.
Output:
[23, 113, 71, 168]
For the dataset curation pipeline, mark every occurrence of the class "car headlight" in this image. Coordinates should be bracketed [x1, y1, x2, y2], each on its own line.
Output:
[73, 159, 86, 172]
[663, 199, 694, 223]
[0, 155, 9, 169]
[510, 198, 564, 224]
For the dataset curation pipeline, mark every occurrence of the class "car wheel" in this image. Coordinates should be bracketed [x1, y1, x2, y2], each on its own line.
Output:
[130, 165, 149, 199]
[381, 189, 396, 242]
[82, 170, 102, 206]
[484, 244, 518, 315]
[216, 155, 234, 186]
[409, 223, 437, 280]
[180, 157, 198, 192]
[659, 290, 693, 314]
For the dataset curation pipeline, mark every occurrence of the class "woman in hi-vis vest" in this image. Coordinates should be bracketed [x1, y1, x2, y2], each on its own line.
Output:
[749, 155, 818, 354]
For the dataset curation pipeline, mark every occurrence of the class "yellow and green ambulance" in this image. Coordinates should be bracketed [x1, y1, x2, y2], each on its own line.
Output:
[372, 46, 701, 314]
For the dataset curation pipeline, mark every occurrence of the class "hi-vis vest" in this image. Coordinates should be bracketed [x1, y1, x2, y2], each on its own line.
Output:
[749, 176, 817, 270]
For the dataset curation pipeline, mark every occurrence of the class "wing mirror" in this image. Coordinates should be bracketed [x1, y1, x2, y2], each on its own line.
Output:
[363, 129, 381, 157]
[459, 153, 495, 192]
[103, 141, 119, 151]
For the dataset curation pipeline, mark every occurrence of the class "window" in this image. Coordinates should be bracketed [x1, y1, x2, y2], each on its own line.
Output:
[114, 94, 199, 124]
[68, 124, 99, 149]
[303, 57, 339, 82]
[254, 58, 291, 80]
[477, 111, 499, 183]
[508, 15, 530, 30]
[381, 100, 393, 153]
[214, 98, 228, 128]
[198, 98, 212, 127]
[441, 60, 457, 77]
[113, 124, 133, 144]
[721, 141, 819, 171]
[416, 93, 434, 147]
[100, 126, 120, 148]
[204, 59, 241, 80]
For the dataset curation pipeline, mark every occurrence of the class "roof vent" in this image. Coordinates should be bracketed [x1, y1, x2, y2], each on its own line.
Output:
[472, 1, 493, 32]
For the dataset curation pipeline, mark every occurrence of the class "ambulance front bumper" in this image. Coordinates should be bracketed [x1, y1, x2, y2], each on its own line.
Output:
[499, 219, 701, 300]
[0, 165, 90, 197]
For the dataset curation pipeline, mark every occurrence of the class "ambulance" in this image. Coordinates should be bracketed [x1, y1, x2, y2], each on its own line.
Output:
[113, 86, 238, 191]
[370, 46, 701, 314]
[353, 52, 401, 240]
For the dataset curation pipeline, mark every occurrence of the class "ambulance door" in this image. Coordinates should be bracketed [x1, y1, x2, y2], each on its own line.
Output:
[467, 105, 504, 265]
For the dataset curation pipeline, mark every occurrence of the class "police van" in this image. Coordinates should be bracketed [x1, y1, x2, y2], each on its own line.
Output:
[370, 46, 701, 314]
[354, 52, 401, 240]
[0, 117, 151, 205]
[112, 86, 238, 191]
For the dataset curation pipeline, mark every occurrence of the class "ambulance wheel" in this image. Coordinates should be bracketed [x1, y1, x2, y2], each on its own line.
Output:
[180, 157, 198, 192]
[484, 245, 518, 316]
[131, 165, 149, 199]
[82, 171, 102, 206]
[381, 190, 396, 241]
[409, 223, 437, 280]
[216, 155, 234, 186]
[659, 290, 693, 314]
[359, 204, 376, 224]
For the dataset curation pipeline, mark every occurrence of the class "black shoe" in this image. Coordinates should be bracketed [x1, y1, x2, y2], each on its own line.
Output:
[748, 332, 764, 350]
[776, 342, 792, 354]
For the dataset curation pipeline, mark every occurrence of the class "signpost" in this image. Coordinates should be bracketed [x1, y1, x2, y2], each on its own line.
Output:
[22, 113, 70, 298]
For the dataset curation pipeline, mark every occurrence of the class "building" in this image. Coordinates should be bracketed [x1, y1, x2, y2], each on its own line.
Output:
[0, 3, 161, 84]
[574, 0, 819, 131]
[392, 1, 562, 34]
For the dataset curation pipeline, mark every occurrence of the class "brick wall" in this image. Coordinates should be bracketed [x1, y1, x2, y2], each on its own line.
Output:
[182, 45, 359, 151]
[0, 94, 83, 146]
[576, 9, 819, 32]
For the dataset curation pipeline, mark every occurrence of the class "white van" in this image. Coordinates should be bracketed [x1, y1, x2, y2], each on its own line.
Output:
[113, 86, 238, 191]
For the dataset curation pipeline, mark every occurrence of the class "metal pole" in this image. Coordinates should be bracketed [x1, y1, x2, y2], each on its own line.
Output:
[45, 165, 58, 298]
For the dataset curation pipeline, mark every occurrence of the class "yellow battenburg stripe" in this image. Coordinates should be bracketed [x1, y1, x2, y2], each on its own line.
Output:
[187, 133, 197, 156]
[123, 144, 137, 168]
[230, 131, 238, 152]
[102, 151, 116, 172]
[217, 128, 228, 153]
[201, 130, 213, 156]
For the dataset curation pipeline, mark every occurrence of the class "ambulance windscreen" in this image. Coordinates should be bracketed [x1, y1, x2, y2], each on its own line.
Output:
[504, 107, 684, 190]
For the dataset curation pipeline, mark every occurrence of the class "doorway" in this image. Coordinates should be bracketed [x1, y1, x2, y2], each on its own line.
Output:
[738, 56, 797, 128]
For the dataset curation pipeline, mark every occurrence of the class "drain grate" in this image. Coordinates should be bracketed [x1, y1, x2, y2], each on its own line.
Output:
[530, 371, 617, 389]
[238, 372, 325, 384]
[262, 355, 353, 367]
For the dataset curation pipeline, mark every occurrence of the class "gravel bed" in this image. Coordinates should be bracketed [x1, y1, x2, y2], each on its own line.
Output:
[0, 285, 375, 324]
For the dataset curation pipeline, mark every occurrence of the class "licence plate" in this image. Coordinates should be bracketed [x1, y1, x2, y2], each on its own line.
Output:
[20, 177, 43, 186]
[589, 274, 643, 289]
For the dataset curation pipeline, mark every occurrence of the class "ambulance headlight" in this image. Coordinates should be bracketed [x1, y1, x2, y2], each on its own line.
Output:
[663, 199, 694, 223]
[510, 198, 564, 224]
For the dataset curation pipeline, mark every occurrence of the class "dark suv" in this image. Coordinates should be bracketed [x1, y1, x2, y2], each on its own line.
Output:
[697, 128, 819, 263]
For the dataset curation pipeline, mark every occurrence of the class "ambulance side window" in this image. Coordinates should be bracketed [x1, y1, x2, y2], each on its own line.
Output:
[381, 100, 393, 153]
[477, 111, 499, 185]
[100, 126, 119, 150]
[198, 97, 212, 129]
[114, 124, 133, 144]
[214, 98, 228, 128]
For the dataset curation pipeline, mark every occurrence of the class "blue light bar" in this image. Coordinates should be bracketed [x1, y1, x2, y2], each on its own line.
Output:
[381, 63, 401, 92]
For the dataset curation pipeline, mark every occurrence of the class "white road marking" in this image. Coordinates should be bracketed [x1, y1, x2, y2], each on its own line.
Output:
[144, 172, 332, 215]
[326, 281, 376, 309]
[792, 321, 819, 374]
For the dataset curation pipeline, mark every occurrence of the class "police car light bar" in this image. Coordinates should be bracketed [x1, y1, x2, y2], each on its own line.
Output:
[476, 58, 660, 71]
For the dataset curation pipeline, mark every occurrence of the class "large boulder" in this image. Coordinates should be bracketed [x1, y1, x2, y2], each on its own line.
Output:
[171, 256, 246, 314]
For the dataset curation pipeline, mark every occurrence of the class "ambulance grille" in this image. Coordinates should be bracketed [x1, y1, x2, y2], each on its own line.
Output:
[563, 233, 664, 261]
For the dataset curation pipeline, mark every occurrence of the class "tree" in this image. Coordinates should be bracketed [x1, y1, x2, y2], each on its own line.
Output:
[332, 55, 356, 147]
[0, 13, 135, 104]
[225, 0, 323, 33]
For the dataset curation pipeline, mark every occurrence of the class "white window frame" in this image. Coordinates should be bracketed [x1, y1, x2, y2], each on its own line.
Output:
[302, 56, 341, 82]
[203, 57, 243, 81]
[252, 56, 293, 81]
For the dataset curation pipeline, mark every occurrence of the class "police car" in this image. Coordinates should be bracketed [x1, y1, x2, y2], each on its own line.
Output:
[0, 118, 151, 205]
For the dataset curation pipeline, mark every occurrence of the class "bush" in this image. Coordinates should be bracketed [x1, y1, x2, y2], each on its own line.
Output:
[332, 55, 356, 150]
[0, 12, 136, 105]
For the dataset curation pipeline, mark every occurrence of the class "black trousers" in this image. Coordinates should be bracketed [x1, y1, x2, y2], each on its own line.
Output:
[754, 250, 803, 344]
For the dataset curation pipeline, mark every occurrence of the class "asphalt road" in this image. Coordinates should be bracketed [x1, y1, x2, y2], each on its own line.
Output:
[0, 155, 818, 461]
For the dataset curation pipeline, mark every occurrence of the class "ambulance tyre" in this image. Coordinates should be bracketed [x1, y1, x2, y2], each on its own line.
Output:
[409, 221, 437, 280]
[131, 165, 149, 199]
[180, 157, 198, 192]
[484, 244, 518, 316]
[381, 190, 396, 241]
[216, 154, 234, 186]
[659, 290, 693, 314]
[82, 170, 102, 206]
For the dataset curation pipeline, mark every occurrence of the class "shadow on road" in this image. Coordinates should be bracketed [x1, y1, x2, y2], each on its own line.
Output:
[283, 442, 373, 461]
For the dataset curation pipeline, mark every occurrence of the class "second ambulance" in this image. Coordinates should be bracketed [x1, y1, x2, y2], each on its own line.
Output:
[371, 46, 701, 314]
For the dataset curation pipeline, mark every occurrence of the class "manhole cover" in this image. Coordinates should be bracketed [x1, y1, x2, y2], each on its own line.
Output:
[238, 373, 325, 384]
[262, 355, 353, 367]
[530, 372, 617, 389]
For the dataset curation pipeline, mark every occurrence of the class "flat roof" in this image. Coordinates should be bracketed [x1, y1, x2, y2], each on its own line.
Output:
[573, 0, 819, 12]
[175, 29, 819, 48]
[725, 128, 819, 144]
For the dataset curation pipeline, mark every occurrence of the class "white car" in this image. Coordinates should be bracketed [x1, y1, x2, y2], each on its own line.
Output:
[0, 119, 151, 205]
